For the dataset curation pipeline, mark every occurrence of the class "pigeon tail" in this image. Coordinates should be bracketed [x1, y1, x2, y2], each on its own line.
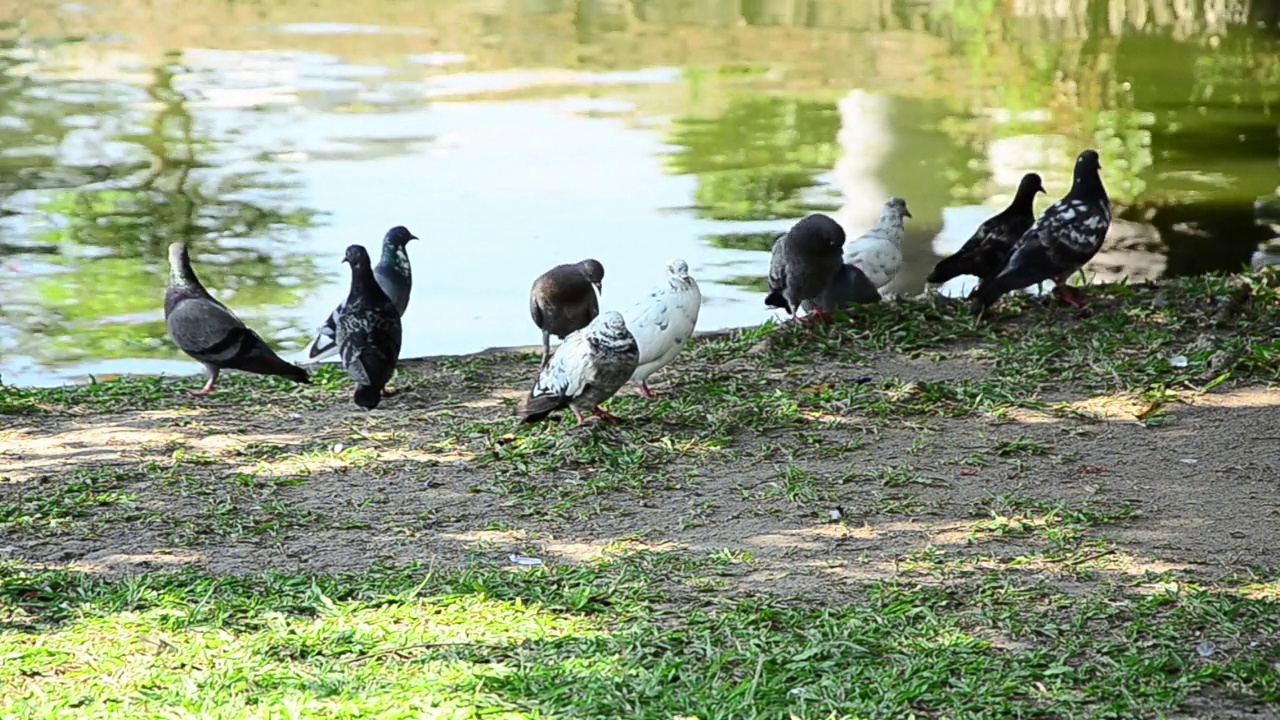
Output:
[928, 247, 1003, 285]
[229, 348, 311, 385]
[354, 384, 382, 409]
[519, 392, 569, 424]
[969, 263, 1040, 315]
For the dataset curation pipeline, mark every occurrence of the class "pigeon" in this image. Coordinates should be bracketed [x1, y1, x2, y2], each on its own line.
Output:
[970, 150, 1111, 315]
[927, 173, 1046, 285]
[518, 310, 639, 425]
[621, 259, 702, 398]
[164, 242, 310, 395]
[765, 213, 846, 323]
[844, 197, 911, 290]
[335, 244, 403, 409]
[800, 262, 881, 316]
[529, 259, 605, 368]
[305, 226, 416, 361]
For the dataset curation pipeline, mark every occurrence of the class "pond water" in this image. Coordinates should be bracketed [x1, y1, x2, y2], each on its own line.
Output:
[1, 0, 1277, 387]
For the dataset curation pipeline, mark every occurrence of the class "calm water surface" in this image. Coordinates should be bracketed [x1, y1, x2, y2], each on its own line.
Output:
[1, 0, 1277, 386]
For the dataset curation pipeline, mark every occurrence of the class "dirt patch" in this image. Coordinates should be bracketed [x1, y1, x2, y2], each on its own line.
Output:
[4, 344, 1278, 602]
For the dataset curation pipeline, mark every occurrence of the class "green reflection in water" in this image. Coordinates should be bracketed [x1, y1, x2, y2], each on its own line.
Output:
[1, 48, 322, 366]
[666, 92, 841, 221]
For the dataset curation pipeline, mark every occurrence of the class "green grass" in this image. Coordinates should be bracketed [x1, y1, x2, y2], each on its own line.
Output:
[1, 552, 1277, 719]
[3, 272, 1280, 717]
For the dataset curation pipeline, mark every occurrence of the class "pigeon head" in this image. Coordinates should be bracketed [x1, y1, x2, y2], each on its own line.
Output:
[1068, 149, 1107, 200]
[383, 226, 417, 248]
[596, 310, 628, 336]
[882, 196, 912, 221]
[1076, 149, 1102, 171]
[1018, 172, 1047, 197]
[167, 241, 197, 286]
[577, 258, 605, 294]
[343, 244, 373, 270]
[667, 259, 691, 280]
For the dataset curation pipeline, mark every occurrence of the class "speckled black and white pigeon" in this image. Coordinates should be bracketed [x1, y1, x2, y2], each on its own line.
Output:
[529, 258, 604, 368]
[928, 173, 1046, 285]
[335, 244, 403, 409]
[518, 310, 639, 425]
[765, 213, 846, 323]
[800, 262, 881, 315]
[164, 242, 310, 395]
[971, 150, 1111, 314]
[306, 226, 415, 361]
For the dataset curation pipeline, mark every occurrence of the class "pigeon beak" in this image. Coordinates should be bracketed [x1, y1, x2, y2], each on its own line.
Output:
[904, 209, 913, 219]
[593, 282, 603, 295]
[1038, 187, 1047, 195]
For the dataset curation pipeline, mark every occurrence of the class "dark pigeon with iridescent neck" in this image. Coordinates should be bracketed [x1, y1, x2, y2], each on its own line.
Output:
[928, 172, 1046, 285]
[306, 225, 415, 361]
[164, 242, 309, 395]
[529, 258, 604, 368]
[765, 213, 846, 323]
[971, 150, 1111, 314]
[335, 244, 403, 409]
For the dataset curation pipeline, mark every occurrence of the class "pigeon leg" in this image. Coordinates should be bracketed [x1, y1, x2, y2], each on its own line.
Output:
[1054, 284, 1087, 309]
[638, 382, 655, 399]
[191, 366, 219, 396]
[592, 407, 621, 424]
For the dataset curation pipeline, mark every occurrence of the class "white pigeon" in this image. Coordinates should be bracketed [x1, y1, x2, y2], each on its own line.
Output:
[621, 259, 702, 398]
[843, 197, 911, 289]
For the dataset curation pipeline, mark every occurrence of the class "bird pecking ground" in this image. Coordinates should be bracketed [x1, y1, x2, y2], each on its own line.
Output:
[2, 272, 1279, 719]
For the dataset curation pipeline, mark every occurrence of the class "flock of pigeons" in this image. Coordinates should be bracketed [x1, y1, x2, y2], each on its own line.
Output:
[162, 148, 1110, 424]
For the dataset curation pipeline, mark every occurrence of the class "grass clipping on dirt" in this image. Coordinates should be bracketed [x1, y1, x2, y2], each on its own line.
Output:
[2, 272, 1280, 718]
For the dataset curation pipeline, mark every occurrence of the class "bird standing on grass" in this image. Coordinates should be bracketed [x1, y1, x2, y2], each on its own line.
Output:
[519, 310, 638, 425]
[844, 197, 911, 290]
[766, 213, 846, 324]
[305, 225, 416, 362]
[621, 258, 702, 398]
[164, 242, 310, 395]
[970, 150, 1111, 315]
[335, 244, 403, 409]
[529, 259, 605, 368]
[928, 173, 1045, 286]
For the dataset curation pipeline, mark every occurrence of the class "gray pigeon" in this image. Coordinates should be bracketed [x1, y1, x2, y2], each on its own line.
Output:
[971, 150, 1111, 314]
[529, 259, 604, 368]
[306, 226, 416, 361]
[335, 244, 403, 409]
[765, 213, 846, 323]
[928, 173, 1046, 285]
[518, 310, 638, 425]
[164, 242, 309, 395]
[800, 262, 882, 315]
